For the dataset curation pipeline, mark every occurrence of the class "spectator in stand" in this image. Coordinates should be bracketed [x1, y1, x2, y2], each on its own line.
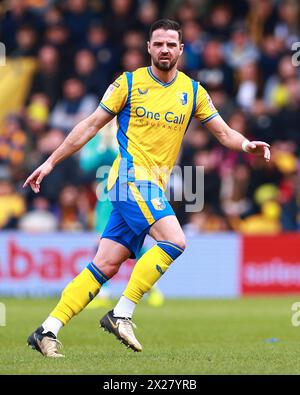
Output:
[226, 0, 249, 20]
[223, 22, 260, 70]
[57, 184, 92, 231]
[275, 77, 300, 150]
[246, 156, 282, 215]
[137, 0, 160, 35]
[181, 19, 207, 75]
[220, 162, 252, 219]
[11, 24, 39, 57]
[25, 93, 50, 137]
[177, 125, 214, 224]
[173, 1, 199, 24]
[26, 129, 80, 204]
[63, 0, 97, 46]
[206, 3, 233, 41]
[0, 114, 27, 169]
[73, 49, 103, 96]
[248, 99, 277, 143]
[0, 0, 44, 54]
[18, 196, 58, 232]
[84, 22, 118, 94]
[183, 205, 230, 236]
[43, 5, 64, 27]
[247, 0, 278, 45]
[79, 119, 118, 233]
[44, 22, 74, 74]
[193, 148, 222, 214]
[208, 87, 235, 122]
[237, 199, 282, 234]
[123, 30, 146, 52]
[270, 143, 299, 231]
[259, 34, 284, 82]
[105, 0, 138, 47]
[180, 127, 213, 168]
[121, 48, 146, 71]
[49, 77, 97, 133]
[235, 62, 261, 112]
[198, 39, 234, 95]
[264, 54, 299, 110]
[217, 111, 253, 175]
[29, 45, 62, 109]
[274, 0, 300, 48]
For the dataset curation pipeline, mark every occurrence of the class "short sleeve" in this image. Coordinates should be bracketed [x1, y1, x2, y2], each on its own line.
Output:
[99, 73, 128, 115]
[194, 84, 219, 124]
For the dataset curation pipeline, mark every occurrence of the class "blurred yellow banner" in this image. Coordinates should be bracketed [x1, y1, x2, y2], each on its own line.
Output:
[0, 57, 37, 131]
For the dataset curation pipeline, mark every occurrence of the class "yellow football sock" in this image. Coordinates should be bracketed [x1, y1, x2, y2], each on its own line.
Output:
[123, 241, 184, 304]
[50, 262, 109, 325]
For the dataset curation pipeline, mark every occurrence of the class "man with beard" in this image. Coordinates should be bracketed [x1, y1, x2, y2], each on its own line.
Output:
[24, 19, 270, 356]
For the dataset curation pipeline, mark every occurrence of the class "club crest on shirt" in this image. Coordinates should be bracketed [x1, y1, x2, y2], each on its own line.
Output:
[151, 197, 166, 211]
[178, 92, 188, 105]
[138, 88, 149, 95]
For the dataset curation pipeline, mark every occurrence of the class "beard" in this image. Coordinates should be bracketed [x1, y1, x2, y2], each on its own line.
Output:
[153, 56, 178, 71]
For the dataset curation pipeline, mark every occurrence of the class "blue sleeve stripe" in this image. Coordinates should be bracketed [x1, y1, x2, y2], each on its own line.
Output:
[99, 102, 116, 115]
[201, 112, 219, 125]
[185, 79, 199, 134]
[117, 71, 135, 182]
[191, 80, 199, 118]
[125, 71, 133, 104]
[87, 262, 109, 285]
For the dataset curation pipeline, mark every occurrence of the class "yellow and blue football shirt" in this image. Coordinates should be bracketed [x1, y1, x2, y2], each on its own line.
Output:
[99, 66, 218, 192]
[100, 67, 218, 257]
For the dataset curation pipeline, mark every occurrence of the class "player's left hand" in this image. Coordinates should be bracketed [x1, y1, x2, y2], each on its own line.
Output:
[243, 141, 271, 162]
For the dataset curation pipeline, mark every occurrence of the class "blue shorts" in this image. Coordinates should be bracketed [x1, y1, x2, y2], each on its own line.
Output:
[102, 179, 175, 258]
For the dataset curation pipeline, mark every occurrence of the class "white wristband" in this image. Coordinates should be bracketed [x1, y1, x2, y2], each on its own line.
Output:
[242, 139, 250, 153]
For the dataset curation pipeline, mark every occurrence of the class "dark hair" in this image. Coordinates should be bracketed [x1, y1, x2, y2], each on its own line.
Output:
[149, 19, 182, 43]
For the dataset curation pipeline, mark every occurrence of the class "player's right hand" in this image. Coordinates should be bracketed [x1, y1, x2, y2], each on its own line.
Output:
[23, 162, 54, 193]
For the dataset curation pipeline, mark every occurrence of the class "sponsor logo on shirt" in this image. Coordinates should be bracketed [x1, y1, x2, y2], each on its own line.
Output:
[138, 88, 149, 95]
[135, 106, 186, 124]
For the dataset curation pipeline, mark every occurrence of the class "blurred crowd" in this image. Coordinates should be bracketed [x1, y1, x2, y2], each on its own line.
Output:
[0, 0, 299, 234]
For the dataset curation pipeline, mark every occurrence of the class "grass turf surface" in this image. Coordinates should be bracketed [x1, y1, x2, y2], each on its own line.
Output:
[0, 297, 300, 375]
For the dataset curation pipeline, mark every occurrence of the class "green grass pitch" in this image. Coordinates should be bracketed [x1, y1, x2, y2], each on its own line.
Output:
[1, 296, 300, 375]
